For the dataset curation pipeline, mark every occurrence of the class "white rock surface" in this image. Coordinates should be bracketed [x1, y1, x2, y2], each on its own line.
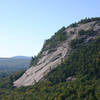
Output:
[14, 21, 100, 87]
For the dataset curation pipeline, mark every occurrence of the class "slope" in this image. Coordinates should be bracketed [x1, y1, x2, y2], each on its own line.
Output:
[14, 17, 100, 87]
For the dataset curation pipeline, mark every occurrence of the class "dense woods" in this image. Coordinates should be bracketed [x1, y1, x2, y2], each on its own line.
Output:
[69, 17, 100, 27]
[0, 33, 100, 100]
[0, 17, 100, 100]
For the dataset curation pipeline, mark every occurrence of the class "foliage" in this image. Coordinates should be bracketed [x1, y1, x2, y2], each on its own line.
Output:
[70, 22, 78, 27]
[70, 29, 98, 49]
[78, 29, 97, 36]
[0, 17, 100, 100]
[0, 33, 100, 100]
[69, 17, 100, 28]
[43, 26, 66, 50]
[70, 37, 84, 49]
[29, 52, 42, 66]
[0, 70, 25, 89]
[78, 17, 100, 24]
[30, 17, 100, 67]
[30, 27, 66, 66]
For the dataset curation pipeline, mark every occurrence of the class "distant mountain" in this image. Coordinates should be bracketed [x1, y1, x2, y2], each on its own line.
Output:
[11, 56, 31, 59]
[0, 56, 31, 73]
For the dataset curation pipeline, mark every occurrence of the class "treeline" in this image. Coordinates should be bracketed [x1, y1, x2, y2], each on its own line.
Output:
[0, 31, 100, 100]
[69, 17, 100, 27]
[30, 26, 67, 66]
[30, 17, 100, 67]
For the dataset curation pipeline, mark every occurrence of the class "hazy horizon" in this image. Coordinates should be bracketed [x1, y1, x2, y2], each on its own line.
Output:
[0, 55, 31, 58]
[0, 0, 100, 57]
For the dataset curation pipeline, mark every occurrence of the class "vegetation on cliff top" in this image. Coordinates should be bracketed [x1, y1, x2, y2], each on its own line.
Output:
[30, 17, 100, 67]
[0, 27, 100, 99]
[69, 17, 100, 28]
[0, 18, 99, 100]
[30, 26, 67, 66]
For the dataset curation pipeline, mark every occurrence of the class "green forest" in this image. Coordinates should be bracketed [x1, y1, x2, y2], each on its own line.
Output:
[0, 17, 100, 100]
[0, 31, 100, 100]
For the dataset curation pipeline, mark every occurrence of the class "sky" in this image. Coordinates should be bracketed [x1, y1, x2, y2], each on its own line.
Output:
[0, 0, 100, 57]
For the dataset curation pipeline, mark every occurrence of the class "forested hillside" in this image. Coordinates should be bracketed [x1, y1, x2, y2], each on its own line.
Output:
[0, 17, 100, 100]
[0, 56, 31, 77]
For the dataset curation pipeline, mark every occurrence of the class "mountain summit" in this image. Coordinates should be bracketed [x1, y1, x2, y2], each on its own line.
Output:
[14, 17, 100, 87]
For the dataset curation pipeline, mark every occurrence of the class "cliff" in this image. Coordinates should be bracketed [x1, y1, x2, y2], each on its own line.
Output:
[14, 18, 100, 87]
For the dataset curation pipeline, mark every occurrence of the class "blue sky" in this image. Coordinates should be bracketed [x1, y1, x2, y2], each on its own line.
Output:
[0, 0, 100, 57]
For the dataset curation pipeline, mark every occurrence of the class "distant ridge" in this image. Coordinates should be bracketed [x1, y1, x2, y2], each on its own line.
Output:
[11, 56, 31, 59]
[0, 56, 31, 72]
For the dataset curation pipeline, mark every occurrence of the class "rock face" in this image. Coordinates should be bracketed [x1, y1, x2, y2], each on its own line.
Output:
[66, 76, 76, 81]
[14, 21, 100, 87]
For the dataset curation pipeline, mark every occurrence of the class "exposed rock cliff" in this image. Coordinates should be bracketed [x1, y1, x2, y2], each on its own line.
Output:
[14, 20, 100, 87]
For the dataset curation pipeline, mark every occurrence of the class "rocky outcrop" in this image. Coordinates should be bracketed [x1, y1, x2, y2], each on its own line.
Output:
[14, 21, 100, 87]
[66, 76, 76, 81]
